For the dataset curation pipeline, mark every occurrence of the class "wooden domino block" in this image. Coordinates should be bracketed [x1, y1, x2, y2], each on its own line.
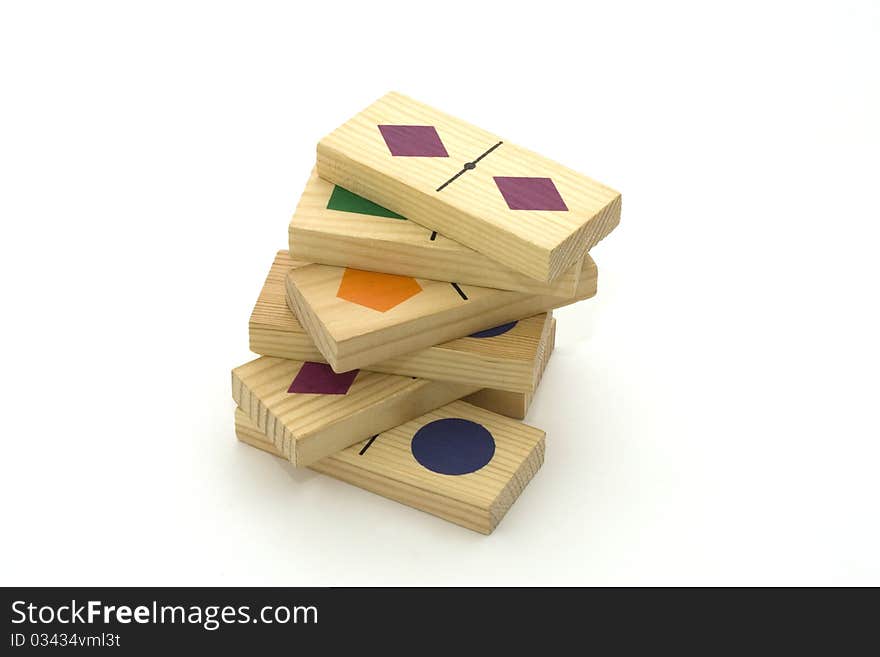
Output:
[249, 252, 320, 362]
[285, 257, 596, 373]
[234, 400, 545, 534]
[250, 251, 560, 393]
[232, 356, 478, 467]
[317, 91, 621, 282]
[290, 168, 583, 296]
[464, 317, 556, 420]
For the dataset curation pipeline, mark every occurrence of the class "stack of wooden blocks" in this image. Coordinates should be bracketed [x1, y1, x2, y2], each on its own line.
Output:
[232, 92, 621, 534]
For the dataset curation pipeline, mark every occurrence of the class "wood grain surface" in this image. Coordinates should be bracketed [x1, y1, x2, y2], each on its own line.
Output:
[285, 256, 596, 372]
[232, 356, 477, 467]
[317, 91, 620, 282]
[251, 251, 561, 393]
[290, 168, 583, 296]
[464, 316, 556, 419]
[234, 400, 545, 534]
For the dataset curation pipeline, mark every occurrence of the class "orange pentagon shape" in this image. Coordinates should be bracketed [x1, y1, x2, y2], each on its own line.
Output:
[336, 268, 422, 312]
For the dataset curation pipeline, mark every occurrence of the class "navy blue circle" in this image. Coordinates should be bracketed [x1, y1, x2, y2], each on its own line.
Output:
[469, 321, 518, 339]
[410, 418, 495, 475]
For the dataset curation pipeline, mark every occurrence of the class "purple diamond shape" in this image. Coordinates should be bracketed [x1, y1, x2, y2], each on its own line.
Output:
[288, 362, 359, 395]
[378, 125, 449, 157]
[493, 176, 568, 211]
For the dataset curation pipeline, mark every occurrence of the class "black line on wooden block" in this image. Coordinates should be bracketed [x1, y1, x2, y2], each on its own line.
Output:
[436, 141, 503, 192]
[359, 435, 378, 455]
[472, 140, 503, 165]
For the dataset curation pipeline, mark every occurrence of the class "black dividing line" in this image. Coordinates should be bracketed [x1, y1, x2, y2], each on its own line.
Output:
[450, 282, 468, 300]
[359, 435, 378, 455]
[435, 169, 467, 193]
[429, 231, 437, 241]
[435, 141, 503, 192]
[472, 140, 503, 165]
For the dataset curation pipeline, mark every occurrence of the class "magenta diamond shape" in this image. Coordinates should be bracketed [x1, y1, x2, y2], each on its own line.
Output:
[493, 176, 569, 211]
[288, 362, 359, 395]
[378, 125, 449, 157]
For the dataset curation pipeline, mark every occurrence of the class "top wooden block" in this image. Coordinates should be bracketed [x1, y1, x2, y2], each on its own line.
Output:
[317, 91, 621, 283]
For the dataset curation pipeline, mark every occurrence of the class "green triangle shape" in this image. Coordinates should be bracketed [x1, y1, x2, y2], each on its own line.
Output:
[326, 185, 405, 220]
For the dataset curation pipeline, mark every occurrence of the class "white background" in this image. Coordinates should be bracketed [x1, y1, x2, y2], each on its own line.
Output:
[1, 1, 878, 586]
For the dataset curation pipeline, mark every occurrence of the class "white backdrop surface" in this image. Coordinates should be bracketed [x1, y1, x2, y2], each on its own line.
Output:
[1, 1, 877, 585]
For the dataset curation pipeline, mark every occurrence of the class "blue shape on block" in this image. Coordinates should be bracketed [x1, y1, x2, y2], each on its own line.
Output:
[410, 418, 495, 475]
[469, 321, 518, 339]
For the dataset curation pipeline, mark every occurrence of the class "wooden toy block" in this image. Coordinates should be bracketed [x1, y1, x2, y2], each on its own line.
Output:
[250, 251, 560, 393]
[232, 356, 478, 467]
[284, 257, 596, 373]
[249, 252, 320, 362]
[290, 168, 583, 296]
[464, 317, 556, 420]
[234, 400, 545, 534]
[317, 91, 621, 282]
